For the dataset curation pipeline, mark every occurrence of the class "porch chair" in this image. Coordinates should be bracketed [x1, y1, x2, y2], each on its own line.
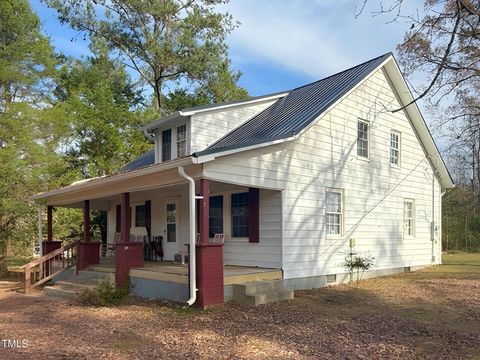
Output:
[173, 248, 188, 265]
[151, 235, 164, 261]
[130, 234, 145, 243]
[211, 233, 225, 244]
[130, 227, 148, 244]
[107, 232, 121, 257]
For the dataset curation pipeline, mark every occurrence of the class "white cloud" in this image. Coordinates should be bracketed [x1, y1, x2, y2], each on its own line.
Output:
[223, 0, 413, 80]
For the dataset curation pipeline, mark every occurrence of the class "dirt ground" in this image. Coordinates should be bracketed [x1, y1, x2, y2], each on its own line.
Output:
[0, 253, 479, 360]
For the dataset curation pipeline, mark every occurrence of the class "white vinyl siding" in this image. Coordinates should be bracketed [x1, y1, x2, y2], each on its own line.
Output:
[390, 131, 400, 166]
[357, 120, 369, 158]
[203, 67, 443, 279]
[190, 100, 278, 154]
[223, 189, 281, 268]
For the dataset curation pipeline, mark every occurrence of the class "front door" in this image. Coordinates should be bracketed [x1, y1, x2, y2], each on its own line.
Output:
[162, 199, 179, 260]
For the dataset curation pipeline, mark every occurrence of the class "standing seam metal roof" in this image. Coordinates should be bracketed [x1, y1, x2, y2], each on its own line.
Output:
[120, 53, 391, 172]
[119, 148, 155, 173]
[194, 53, 392, 157]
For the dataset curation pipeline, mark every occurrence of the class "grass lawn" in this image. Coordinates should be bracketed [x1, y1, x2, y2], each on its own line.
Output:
[443, 252, 480, 266]
[0, 253, 479, 359]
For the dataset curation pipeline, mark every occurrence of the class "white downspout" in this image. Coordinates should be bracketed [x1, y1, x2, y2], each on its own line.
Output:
[178, 166, 197, 305]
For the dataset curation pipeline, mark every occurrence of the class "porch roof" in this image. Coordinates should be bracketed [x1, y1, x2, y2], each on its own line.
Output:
[31, 158, 201, 207]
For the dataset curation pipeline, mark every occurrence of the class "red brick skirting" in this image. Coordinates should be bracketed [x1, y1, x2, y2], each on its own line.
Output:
[195, 243, 224, 308]
[42, 241, 62, 257]
[77, 242, 101, 271]
[115, 242, 143, 287]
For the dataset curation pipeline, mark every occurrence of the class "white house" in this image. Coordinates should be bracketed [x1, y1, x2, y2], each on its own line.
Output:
[31, 53, 453, 307]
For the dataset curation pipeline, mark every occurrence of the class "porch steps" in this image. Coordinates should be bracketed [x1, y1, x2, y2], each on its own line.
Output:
[232, 279, 294, 306]
[43, 269, 113, 299]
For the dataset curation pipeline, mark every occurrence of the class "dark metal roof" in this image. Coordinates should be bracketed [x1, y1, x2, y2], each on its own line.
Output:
[195, 53, 392, 157]
[119, 148, 155, 173]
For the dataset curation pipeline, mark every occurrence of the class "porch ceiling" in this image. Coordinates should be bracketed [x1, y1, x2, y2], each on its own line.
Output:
[32, 159, 202, 208]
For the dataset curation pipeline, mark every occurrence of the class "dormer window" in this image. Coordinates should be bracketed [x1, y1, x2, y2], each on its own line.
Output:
[162, 129, 172, 161]
[177, 124, 187, 158]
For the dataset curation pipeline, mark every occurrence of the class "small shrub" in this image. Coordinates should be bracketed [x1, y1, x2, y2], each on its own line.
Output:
[343, 239, 375, 285]
[78, 279, 130, 307]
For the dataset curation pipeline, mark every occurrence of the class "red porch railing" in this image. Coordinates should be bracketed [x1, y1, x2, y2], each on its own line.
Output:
[23, 241, 77, 294]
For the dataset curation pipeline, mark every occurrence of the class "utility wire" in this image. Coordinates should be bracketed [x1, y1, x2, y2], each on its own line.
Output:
[316, 155, 431, 260]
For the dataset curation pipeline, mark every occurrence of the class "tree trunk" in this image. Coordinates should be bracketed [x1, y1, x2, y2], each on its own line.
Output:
[465, 211, 468, 252]
[154, 77, 162, 110]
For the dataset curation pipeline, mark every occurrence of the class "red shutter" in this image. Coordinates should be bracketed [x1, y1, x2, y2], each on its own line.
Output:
[248, 187, 259, 243]
[116, 205, 121, 233]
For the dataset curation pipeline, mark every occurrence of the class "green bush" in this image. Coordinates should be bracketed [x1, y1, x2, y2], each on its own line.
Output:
[78, 279, 130, 307]
[343, 239, 375, 284]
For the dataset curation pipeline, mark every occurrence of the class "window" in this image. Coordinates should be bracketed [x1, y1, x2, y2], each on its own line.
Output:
[166, 203, 176, 242]
[357, 120, 369, 158]
[177, 124, 187, 158]
[404, 200, 415, 237]
[209, 195, 223, 238]
[390, 131, 400, 165]
[326, 190, 343, 235]
[231, 192, 249, 237]
[161, 129, 172, 161]
[135, 205, 146, 227]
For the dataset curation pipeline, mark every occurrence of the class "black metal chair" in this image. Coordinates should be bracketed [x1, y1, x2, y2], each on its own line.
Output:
[152, 235, 164, 261]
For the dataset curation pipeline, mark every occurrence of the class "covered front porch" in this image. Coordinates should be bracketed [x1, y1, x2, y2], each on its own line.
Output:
[32, 159, 283, 307]
[91, 257, 282, 285]
[88, 257, 282, 302]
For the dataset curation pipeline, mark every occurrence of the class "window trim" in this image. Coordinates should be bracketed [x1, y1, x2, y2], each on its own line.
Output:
[356, 119, 370, 160]
[133, 203, 146, 228]
[326, 188, 344, 238]
[231, 192, 249, 238]
[176, 124, 187, 158]
[403, 199, 415, 238]
[390, 130, 401, 167]
[209, 195, 224, 238]
[166, 202, 177, 243]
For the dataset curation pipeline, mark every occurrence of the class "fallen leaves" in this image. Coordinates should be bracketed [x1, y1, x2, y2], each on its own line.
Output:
[0, 261, 479, 359]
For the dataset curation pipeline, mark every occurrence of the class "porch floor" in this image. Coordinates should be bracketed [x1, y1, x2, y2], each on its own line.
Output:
[89, 257, 282, 285]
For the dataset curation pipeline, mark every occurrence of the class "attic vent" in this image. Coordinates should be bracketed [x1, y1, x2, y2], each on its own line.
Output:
[326, 274, 336, 283]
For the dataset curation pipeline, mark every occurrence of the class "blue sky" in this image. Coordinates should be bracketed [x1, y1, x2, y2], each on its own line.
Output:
[30, 0, 419, 96]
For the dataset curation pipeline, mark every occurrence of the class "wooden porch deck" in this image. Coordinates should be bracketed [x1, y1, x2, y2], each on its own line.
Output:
[89, 257, 282, 285]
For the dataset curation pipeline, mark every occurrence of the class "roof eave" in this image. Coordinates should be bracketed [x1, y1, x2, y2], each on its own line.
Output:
[31, 157, 195, 201]
[194, 54, 453, 190]
[193, 136, 296, 163]
[141, 111, 185, 132]
[141, 93, 289, 133]
[383, 59, 454, 189]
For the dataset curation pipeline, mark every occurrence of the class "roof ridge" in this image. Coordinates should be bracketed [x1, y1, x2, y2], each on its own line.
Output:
[195, 52, 394, 158]
[291, 52, 393, 92]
